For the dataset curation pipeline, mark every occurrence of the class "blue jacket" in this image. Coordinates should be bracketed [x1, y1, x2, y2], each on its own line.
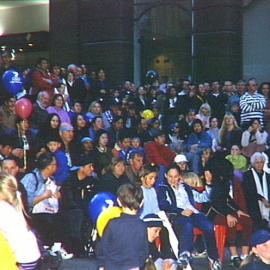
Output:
[187, 132, 212, 151]
[96, 213, 148, 270]
[156, 182, 195, 214]
[53, 149, 70, 186]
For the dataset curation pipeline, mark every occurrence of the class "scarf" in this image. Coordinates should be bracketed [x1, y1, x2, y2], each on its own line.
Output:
[251, 168, 270, 221]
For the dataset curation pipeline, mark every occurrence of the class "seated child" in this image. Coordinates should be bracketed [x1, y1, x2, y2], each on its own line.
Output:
[97, 183, 148, 270]
[143, 214, 176, 270]
[130, 136, 145, 159]
[181, 172, 212, 204]
[46, 136, 69, 186]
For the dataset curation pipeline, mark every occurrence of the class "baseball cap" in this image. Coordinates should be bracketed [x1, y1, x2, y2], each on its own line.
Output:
[143, 214, 163, 228]
[81, 137, 93, 144]
[59, 123, 74, 133]
[150, 129, 165, 139]
[174, 154, 188, 163]
[251, 230, 270, 247]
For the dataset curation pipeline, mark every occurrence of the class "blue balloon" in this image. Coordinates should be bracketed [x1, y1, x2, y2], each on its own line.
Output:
[89, 192, 117, 224]
[146, 70, 159, 80]
[2, 70, 23, 95]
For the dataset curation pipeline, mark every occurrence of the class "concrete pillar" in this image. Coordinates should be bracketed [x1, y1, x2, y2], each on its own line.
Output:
[193, 0, 242, 82]
[50, 0, 134, 85]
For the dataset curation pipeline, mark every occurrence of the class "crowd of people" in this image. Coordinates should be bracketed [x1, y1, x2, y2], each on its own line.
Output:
[0, 53, 270, 270]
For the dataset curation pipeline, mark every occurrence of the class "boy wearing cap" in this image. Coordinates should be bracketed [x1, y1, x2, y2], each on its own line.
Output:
[61, 157, 97, 257]
[145, 130, 176, 168]
[241, 230, 270, 269]
[46, 136, 69, 186]
[143, 214, 175, 270]
[174, 154, 189, 174]
[79, 137, 95, 161]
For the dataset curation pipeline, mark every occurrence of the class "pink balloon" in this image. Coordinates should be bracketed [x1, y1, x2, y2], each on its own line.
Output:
[15, 98, 33, 119]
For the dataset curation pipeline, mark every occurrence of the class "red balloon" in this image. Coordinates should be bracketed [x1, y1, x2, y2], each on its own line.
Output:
[15, 98, 33, 119]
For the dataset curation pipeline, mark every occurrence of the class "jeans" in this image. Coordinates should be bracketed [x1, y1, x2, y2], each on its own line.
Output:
[186, 152, 202, 175]
[173, 213, 219, 260]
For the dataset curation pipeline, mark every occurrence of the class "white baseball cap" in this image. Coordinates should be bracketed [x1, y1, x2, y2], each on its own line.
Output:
[174, 154, 188, 163]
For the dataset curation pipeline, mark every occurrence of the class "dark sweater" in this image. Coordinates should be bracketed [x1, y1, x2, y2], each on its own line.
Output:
[241, 259, 270, 270]
[97, 213, 148, 270]
[98, 172, 129, 195]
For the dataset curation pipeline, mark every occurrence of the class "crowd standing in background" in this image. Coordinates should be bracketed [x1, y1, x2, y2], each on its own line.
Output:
[0, 54, 270, 270]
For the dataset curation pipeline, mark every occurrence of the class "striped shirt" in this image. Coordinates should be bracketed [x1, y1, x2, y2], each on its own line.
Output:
[239, 92, 266, 125]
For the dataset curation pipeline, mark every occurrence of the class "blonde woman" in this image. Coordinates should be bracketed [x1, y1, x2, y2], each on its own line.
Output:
[219, 113, 242, 153]
[0, 172, 40, 269]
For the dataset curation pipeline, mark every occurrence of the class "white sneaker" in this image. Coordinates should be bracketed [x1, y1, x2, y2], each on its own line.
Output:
[59, 247, 73, 260]
[51, 243, 73, 260]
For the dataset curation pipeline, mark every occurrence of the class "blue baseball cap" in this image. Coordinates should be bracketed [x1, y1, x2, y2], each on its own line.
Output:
[251, 230, 270, 247]
[81, 137, 93, 144]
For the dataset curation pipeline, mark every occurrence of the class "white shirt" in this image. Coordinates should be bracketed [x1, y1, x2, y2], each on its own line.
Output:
[0, 201, 40, 263]
[172, 184, 199, 214]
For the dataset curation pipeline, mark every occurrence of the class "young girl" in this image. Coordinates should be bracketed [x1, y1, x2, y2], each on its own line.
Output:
[139, 164, 160, 218]
[225, 145, 248, 172]
[0, 172, 40, 269]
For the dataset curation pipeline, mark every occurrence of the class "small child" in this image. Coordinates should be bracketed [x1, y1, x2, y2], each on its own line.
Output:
[46, 136, 69, 186]
[181, 172, 212, 204]
[130, 136, 145, 158]
[225, 145, 248, 172]
[97, 183, 148, 270]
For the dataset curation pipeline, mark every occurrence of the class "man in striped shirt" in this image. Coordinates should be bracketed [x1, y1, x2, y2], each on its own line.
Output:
[240, 78, 266, 130]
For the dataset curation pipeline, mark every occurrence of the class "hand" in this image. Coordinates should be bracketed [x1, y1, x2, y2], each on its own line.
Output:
[237, 210, 250, 218]
[181, 209, 194, 217]
[43, 190, 52, 199]
[226, 214, 238, 228]
[248, 126, 254, 133]
[52, 191, 61, 199]
[262, 198, 270, 208]
[163, 259, 173, 270]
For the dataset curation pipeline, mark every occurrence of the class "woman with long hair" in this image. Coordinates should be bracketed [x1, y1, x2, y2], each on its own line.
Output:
[36, 113, 62, 151]
[0, 172, 40, 269]
[219, 113, 242, 154]
[204, 157, 253, 268]
[93, 130, 113, 176]
[72, 113, 89, 147]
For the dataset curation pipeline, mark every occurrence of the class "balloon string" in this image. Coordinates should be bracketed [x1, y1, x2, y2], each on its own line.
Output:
[24, 150, 26, 169]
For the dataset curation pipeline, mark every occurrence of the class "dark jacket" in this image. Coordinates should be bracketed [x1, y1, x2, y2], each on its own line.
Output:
[242, 169, 270, 230]
[98, 172, 129, 195]
[96, 213, 148, 270]
[205, 179, 240, 220]
[61, 170, 97, 213]
[156, 182, 195, 214]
